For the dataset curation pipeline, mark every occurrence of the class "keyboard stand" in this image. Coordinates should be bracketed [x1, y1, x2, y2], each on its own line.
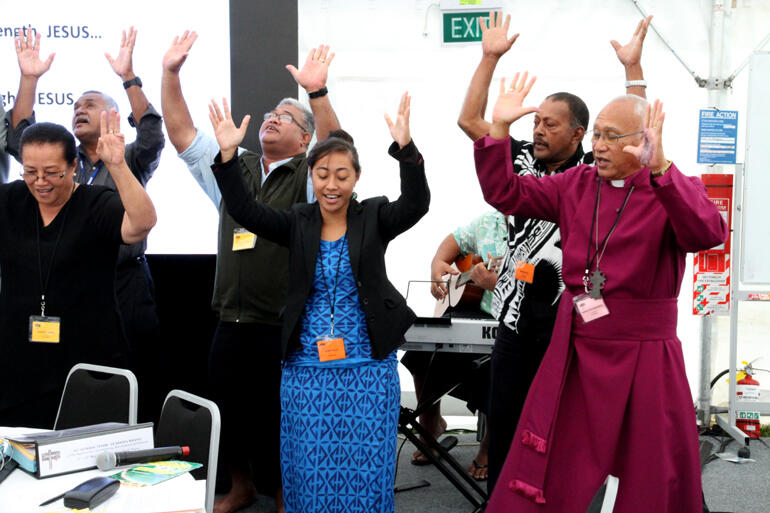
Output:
[395, 347, 489, 512]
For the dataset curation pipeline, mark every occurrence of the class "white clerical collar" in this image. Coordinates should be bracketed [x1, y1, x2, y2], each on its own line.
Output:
[610, 179, 625, 188]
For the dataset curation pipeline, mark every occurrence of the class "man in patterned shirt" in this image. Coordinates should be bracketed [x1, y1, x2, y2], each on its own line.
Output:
[402, 210, 507, 480]
[457, 11, 650, 493]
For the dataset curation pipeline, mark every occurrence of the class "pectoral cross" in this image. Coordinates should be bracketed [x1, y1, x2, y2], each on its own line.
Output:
[588, 269, 606, 299]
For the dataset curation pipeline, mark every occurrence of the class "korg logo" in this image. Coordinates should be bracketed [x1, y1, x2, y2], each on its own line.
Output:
[481, 326, 498, 340]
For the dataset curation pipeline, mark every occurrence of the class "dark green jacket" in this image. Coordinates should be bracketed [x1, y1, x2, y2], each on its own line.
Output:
[212, 151, 308, 324]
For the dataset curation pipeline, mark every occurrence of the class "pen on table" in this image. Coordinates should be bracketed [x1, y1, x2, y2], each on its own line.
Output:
[39, 491, 66, 507]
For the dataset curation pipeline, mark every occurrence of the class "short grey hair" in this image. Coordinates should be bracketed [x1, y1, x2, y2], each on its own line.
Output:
[277, 98, 314, 138]
[81, 90, 119, 113]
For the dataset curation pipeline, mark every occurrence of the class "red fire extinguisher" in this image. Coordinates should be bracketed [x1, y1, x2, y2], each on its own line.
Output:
[736, 368, 761, 439]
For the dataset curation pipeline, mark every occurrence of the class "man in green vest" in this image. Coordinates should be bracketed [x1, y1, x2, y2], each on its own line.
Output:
[161, 31, 340, 513]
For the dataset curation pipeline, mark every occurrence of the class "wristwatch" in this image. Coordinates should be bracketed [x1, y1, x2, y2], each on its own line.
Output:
[123, 76, 143, 90]
[652, 160, 672, 177]
[308, 86, 328, 99]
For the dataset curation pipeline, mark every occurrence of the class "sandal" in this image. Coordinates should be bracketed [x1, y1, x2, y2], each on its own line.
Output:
[468, 459, 488, 481]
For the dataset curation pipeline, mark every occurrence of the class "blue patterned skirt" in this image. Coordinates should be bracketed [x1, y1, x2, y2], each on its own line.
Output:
[280, 359, 400, 512]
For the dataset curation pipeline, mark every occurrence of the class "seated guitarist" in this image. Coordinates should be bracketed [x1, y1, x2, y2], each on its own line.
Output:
[401, 210, 507, 480]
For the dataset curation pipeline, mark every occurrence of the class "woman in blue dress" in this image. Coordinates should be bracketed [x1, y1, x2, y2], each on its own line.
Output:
[209, 92, 429, 512]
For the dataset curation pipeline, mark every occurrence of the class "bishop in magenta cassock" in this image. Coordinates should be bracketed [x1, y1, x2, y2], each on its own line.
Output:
[474, 75, 728, 513]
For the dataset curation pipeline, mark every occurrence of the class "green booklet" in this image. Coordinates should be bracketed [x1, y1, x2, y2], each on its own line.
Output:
[108, 460, 202, 487]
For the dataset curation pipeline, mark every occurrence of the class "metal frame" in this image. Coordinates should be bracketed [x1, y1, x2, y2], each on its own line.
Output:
[715, 163, 770, 444]
[160, 389, 221, 513]
[53, 363, 138, 429]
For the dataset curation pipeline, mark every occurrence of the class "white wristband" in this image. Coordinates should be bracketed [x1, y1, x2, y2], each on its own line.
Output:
[625, 80, 647, 88]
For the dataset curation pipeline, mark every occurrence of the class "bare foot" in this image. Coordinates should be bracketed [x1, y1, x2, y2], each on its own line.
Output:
[213, 470, 257, 513]
[412, 416, 448, 463]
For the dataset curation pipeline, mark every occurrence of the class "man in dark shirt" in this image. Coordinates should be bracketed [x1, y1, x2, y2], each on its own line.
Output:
[69, 28, 164, 368]
[457, 11, 650, 494]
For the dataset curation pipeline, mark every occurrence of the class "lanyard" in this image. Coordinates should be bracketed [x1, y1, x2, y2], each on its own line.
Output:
[318, 237, 346, 335]
[79, 159, 102, 185]
[583, 179, 634, 287]
[35, 200, 72, 316]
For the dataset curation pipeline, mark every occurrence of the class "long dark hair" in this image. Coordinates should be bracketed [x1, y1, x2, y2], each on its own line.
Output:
[308, 129, 361, 175]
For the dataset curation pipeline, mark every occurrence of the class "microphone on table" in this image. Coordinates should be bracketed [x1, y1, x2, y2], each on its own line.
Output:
[95, 446, 190, 471]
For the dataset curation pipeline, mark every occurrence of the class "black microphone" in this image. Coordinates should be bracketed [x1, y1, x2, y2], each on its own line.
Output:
[95, 446, 190, 471]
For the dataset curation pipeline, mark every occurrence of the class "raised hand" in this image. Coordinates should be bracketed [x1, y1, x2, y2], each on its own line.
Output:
[286, 44, 334, 93]
[208, 98, 250, 161]
[479, 11, 519, 59]
[623, 99, 666, 169]
[384, 92, 411, 149]
[105, 27, 137, 80]
[15, 28, 55, 78]
[491, 72, 539, 126]
[163, 30, 198, 73]
[611, 15, 652, 68]
[97, 109, 127, 167]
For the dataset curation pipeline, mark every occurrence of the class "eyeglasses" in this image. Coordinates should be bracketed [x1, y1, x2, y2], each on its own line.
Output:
[21, 170, 66, 182]
[590, 129, 644, 145]
[263, 111, 308, 132]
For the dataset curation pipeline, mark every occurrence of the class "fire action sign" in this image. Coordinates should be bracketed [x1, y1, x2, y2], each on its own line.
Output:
[693, 174, 733, 315]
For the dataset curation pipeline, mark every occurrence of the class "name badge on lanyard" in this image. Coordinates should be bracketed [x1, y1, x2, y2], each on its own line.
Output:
[316, 334, 346, 362]
[29, 315, 61, 343]
[572, 293, 610, 323]
[232, 228, 257, 251]
[515, 261, 535, 283]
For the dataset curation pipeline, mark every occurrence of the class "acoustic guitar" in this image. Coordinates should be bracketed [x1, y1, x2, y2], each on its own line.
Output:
[434, 254, 502, 317]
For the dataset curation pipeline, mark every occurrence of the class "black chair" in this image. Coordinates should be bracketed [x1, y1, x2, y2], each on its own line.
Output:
[155, 389, 220, 513]
[53, 363, 138, 430]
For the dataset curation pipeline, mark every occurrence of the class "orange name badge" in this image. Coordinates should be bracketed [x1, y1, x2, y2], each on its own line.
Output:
[515, 261, 535, 283]
[317, 336, 346, 362]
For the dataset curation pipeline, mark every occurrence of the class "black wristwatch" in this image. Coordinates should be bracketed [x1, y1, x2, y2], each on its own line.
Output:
[122, 76, 142, 89]
[308, 86, 328, 99]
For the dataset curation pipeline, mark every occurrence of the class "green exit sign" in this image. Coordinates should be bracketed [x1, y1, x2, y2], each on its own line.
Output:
[443, 11, 489, 44]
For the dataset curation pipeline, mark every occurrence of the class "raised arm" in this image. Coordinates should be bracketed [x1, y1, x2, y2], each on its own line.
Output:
[286, 44, 340, 141]
[161, 30, 198, 153]
[97, 109, 157, 244]
[611, 15, 652, 98]
[379, 92, 430, 241]
[209, 98, 292, 245]
[106, 27, 149, 122]
[458, 11, 519, 141]
[11, 28, 54, 128]
[475, 75, 561, 222]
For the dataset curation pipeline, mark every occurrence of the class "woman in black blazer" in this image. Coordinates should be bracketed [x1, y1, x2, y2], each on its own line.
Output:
[210, 93, 429, 513]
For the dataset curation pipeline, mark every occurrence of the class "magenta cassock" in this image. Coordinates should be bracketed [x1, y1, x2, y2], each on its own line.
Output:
[474, 135, 727, 513]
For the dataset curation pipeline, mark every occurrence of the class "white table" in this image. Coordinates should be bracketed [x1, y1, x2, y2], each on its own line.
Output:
[0, 457, 205, 513]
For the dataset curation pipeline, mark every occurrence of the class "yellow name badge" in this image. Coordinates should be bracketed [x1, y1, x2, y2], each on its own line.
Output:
[29, 315, 61, 343]
[232, 228, 257, 251]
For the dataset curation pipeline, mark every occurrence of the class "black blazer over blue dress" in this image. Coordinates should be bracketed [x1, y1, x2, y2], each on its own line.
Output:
[213, 141, 430, 360]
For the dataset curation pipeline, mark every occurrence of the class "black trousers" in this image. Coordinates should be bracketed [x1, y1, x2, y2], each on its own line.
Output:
[116, 257, 161, 422]
[208, 320, 282, 496]
[487, 320, 553, 495]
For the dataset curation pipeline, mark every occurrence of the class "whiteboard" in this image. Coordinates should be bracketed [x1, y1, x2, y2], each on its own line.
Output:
[741, 52, 770, 285]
